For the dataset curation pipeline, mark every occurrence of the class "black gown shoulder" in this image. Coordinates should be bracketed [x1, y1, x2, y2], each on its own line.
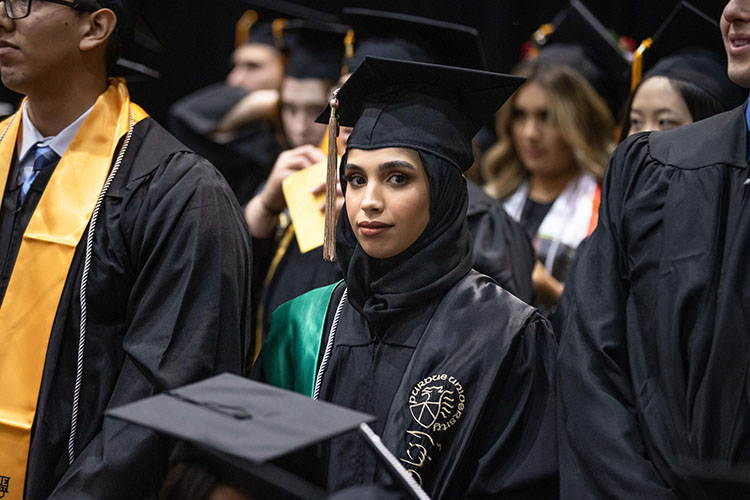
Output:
[558, 102, 750, 499]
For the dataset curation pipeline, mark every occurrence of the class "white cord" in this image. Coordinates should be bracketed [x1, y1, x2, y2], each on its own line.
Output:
[312, 288, 347, 400]
[68, 108, 135, 464]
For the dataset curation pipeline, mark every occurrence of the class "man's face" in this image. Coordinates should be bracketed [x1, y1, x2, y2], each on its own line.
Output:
[722, 0, 750, 88]
[0, 0, 86, 96]
[280, 76, 329, 148]
[226, 43, 283, 92]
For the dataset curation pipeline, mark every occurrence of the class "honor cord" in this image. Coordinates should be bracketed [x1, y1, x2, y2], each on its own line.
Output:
[68, 108, 135, 464]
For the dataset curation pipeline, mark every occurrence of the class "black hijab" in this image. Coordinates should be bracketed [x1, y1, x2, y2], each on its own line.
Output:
[335, 150, 474, 335]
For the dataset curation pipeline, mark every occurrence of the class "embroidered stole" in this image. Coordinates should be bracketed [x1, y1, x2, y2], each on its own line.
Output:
[0, 79, 147, 500]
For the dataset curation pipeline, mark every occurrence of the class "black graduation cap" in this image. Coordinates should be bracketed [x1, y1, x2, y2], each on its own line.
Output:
[342, 8, 487, 73]
[283, 19, 348, 81]
[635, 1, 745, 110]
[108, 374, 427, 499]
[98, 0, 176, 79]
[237, 0, 340, 49]
[535, 0, 631, 115]
[314, 57, 524, 260]
[320, 57, 524, 172]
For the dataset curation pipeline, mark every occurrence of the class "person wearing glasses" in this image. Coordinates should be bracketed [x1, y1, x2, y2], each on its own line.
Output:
[0, 1, 252, 499]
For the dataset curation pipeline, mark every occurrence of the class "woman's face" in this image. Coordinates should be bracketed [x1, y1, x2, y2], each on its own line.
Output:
[627, 76, 693, 136]
[344, 148, 430, 259]
[511, 82, 577, 178]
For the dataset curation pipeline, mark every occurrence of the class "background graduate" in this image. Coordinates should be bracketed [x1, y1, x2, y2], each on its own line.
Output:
[257, 57, 558, 498]
[622, 1, 745, 139]
[557, 0, 750, 497]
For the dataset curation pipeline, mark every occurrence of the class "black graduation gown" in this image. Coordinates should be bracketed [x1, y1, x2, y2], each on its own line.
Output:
[319, 271, 558, 499]
[0, 117, 252, 499]
[255, 232, 342, 344]
[558, 103, 750, 499]
[168, 83, 282, 205]
[465, 180, 535, 303]
[254, 181, 535, 347]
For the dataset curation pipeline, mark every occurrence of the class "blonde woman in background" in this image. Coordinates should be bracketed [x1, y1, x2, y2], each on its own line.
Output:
[482, 62, 614, 308]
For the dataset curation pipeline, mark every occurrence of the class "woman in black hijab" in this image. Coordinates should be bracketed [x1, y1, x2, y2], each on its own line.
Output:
[256, 57, 558, 499]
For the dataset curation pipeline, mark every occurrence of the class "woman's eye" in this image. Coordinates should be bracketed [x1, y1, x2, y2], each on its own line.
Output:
[388, 173, 408, 185]
[658, 119, 678, 129]
[629, 117, 641, 127]
[345, 174, 366, 187]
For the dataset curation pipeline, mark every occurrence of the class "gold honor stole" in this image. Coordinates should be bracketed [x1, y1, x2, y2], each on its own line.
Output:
[0, 79, 147, 500]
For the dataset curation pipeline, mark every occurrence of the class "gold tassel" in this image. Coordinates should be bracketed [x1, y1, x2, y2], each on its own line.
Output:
[341, 29, 355, 76]
[272, 18, 288, 51]
[631, 38, 653, 92]
[323, 89, 340, 262]
[235, 10, 257, 48]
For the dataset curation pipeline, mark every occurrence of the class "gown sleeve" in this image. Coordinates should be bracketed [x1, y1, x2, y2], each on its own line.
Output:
[556, 136, 678, 499]
[47, 152, 253, 499]
[459, 313, 559, 499]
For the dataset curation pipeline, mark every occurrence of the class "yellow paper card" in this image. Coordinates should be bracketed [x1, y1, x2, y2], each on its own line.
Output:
[282, 161, 326, 253]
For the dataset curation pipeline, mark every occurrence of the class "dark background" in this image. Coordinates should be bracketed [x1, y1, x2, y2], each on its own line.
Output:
[1, 0, 728, 124]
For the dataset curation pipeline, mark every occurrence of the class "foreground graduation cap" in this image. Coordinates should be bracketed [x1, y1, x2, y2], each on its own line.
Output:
[315, 56, 525, 259]
[534, 0, 631, 115]
[284, 20, 348, 81]
[342, 8, 487, 73]
[107, 374, 428, 500]
[633, 1, 745, 110]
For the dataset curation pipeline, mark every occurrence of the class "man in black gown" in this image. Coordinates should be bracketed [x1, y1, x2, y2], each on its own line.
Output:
[0, 1, 251, 498]
[557, 0, 750, 498]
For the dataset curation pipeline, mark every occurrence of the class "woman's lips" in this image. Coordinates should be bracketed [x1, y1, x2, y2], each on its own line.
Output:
[358, 221, 392, 236]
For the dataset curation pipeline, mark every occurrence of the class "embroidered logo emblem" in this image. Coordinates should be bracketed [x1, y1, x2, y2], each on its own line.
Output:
[408, 374, 465, 432]
[0, 475, 9, 498]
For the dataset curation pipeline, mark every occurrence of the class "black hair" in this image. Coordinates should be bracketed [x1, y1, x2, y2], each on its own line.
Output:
[619, 76, 728, 142]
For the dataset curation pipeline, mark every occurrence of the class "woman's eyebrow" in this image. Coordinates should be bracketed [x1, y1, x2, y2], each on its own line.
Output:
[380, 160, 416, 171]
[343, 163, 364, 172]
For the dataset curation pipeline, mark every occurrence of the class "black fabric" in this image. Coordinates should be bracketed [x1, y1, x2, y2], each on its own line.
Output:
[318, 272, 558, 498]
[343, 8, 487, 73]
[520, 197, 554, 243]
[283, 20, 347, 82]
[0, 117, 253, 500]
[557, 101, 750, 499]
[465, 180, 535, 303]
[256, 235, 342, 342]
[336, 150, 474, 336]
[168, 83, 282, 205]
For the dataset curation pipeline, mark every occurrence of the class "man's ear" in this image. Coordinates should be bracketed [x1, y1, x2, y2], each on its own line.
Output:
[79, 8, 117, 53]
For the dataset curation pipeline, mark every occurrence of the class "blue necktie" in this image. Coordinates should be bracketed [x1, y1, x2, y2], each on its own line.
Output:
[20, 144, 59, 204]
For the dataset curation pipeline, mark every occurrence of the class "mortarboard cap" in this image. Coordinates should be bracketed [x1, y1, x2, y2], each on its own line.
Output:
[315, 57, 524, 260]
[342, 8, 487, 73]
[107, 374, 375, 499]
[236, 0, 340, 49]
[319, 57, 524, 172]
[634, 1, 745, 110]
[284, 19, 348, 82]
[535, 0, 631, 115]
